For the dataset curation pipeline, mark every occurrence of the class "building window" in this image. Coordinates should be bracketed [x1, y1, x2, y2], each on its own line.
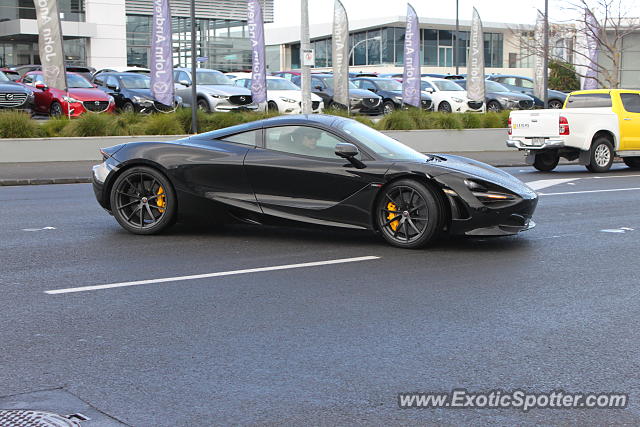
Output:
[394, 28, 405, 65]
[381, 27, 394, 64]
[367, 29, 381, 65]
[423, 29, 437, 66]
[291, 43, 300, 69]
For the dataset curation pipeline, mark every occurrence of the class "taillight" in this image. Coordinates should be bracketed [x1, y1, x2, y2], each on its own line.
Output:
[508, 117, 512, 135]
[559, 116, 570, 135]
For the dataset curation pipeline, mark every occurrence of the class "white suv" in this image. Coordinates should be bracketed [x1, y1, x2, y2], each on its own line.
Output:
[420, 77, 483, 113]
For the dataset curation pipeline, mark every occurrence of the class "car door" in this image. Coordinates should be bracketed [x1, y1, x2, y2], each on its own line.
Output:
[174, 70, 193, 106]
[618, 92, 640, 150]
[243, 124, 390, 229]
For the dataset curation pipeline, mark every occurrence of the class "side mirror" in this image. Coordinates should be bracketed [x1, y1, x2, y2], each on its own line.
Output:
[335, 143, 366, 168]
[314, 85, 323, 91]
[35, 83, 48, 90]
[425, 87, 434, 93]
[179, 80, 191, 87]
[106, 83, 119, 91]
[368, 88, 377, 93]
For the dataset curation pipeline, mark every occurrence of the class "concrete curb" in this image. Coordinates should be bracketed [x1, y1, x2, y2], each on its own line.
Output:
[0, 177, 92, 186]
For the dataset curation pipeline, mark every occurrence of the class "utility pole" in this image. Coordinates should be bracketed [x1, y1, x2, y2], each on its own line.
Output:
[543, 0, 549, 108]
[455, 0, 459, 74]
[190, 0, 198, 133]
[301, 0, 312, 114]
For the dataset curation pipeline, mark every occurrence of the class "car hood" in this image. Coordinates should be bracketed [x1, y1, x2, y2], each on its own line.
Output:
[548, 89, 567, 99]
[491, 91, 533, 101]
[387, 90, 432, 101]
[126, 88, 154, 99]
[429, 154, 537, 196]
[200, 85, 251, 96]
[69, 88, 111, 101]
[349, 88, 381, 99]
[0, 82, 31, 93]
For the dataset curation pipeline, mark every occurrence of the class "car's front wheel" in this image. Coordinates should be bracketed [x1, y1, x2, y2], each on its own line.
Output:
[438, 101, 452, 113]
[376, 179, 442, 249]
[548, 99, 563, 109]
[383, 100, 396, 115]
[121, 101, 135, 113]
[267, 101, 279, 112]
[50, 101, 62, 117]
[109, 166, 177, 235]
[487, 100, 502, 112]
[197, 98, 211, 112]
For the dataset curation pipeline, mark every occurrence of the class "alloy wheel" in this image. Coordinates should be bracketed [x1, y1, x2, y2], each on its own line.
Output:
[114, 171, 168, 230]
[379, 185, 429, 244]
[594, 143, 611, 167]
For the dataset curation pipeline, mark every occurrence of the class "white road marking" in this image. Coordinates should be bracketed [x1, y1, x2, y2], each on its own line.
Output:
[601, 229, 626, 233]
[590, 174, 640, 179]
[539, 187, 640, 196]
[22, 226, 56, 232]
[45, 256, 381, 295]
[620, 227, 635, 231]
[525, 178, 579, 191]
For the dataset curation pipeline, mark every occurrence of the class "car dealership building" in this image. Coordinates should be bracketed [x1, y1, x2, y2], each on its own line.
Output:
[0, 0, 274, 71]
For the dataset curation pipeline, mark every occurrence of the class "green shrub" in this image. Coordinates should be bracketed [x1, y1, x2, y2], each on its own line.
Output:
[376, 110, 417, 130]
[353, 116, 375, 127]
[139, 113, 184, 135]
[40, 116, 70, 137]
[405, 108, 436, 129]
[0, 111, 44, 138]
[459, 112, 483, 129]
[63, 113, 116, 137]
[549, 60, 580, 92]
[482, 112, 507, 128]
[430, 112, 463, 129]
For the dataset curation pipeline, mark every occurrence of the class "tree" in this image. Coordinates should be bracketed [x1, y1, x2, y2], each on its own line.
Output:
[510, 0, 640, 88]
[549, 60, 580, 91]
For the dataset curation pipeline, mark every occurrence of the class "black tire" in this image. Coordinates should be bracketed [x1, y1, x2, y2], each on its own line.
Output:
[437, 101, 452, 113]
[623, 157, 640, 169]
[267, 101, 279, 112]
[376, 179, 442, 249]
[121, 101, 135, 113]
[382, 100, 396, 115]
[109, 166, 177, 235]
[586, 137, 614, 173]
[49, 101, 62, 117]
[533, 151, 560, 172]
[486, 100, 502, 112]
[548, 99, 563, 109]
[197, 98, 211, 112]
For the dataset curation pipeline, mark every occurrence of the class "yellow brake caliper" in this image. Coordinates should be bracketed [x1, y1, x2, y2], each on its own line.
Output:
[387, 202, 399, 231]
[156, 186, 166, 213]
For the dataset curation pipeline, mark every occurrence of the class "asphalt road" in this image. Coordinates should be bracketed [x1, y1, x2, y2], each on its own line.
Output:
[2, 164, 640, 426]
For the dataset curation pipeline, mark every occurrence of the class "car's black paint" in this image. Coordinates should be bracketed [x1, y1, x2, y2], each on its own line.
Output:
[351, 77, 433, 111]
[93, 115, 537, 238]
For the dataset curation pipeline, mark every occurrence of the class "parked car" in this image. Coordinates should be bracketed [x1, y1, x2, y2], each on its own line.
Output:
[173, 68, 257, 112]
[486, 74, 566, 109]
[92, 72, 182, 113]
[420, 77, 483, 113]
[20, 71, 115, 117]
[351, 77, 433, 114]
[232, 75, 324, 114]
[507, 89, 640, 172]
[271, 71, 301, 81]
[10, 65, 95, 81]
[11, 65, 41, 76]
[291, 73, 383, 115]
[0, 71, 35, 113]
[451, 79, 535, 111]
[1, 68, 21, 82]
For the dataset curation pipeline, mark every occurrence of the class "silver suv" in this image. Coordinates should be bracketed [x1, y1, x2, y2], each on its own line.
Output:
[173, 68, 257, 112]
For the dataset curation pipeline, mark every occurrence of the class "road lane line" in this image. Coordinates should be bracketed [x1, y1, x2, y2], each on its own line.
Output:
[539, 187, 640, 196]
[45, 256, 381, 295]
[525, 178, 579, 191]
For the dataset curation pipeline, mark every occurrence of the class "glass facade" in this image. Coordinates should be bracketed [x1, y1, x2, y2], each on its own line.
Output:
[292, 27, 505, 69]
[0, 0, 85, 21]
[126, 14, 253, 71]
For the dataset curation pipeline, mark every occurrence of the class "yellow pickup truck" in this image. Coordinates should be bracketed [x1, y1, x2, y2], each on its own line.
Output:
[507, 89, 640, 172]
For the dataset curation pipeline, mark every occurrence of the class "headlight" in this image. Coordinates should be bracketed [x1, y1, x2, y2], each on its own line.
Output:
[452, 97, 464, 103]
[62, 96, 81, 103]
[393, 96, 403, 103]
[349, 97, 360, 103]
[465, 179, 518, 205]
[279, 97, 297, 103]
[210, 94, 228, 99]
[132, 96, 153, 104]
[499, 97, 511, 103]
[108, 96, 115, 104]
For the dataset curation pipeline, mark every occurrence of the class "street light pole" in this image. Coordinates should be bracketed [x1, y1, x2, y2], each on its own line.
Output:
[300, 0, 311, 114]
[348, 36, 381, 64]
[190, 0, 198, 133]
[543, 0, 549, 108]
[455, 0, 459, 74]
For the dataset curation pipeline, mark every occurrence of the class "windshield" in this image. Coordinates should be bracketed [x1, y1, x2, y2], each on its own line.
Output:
[267, 79, 300, 90]
[433, 80, 464, 91]
[67, 73, 93, 88]
[339, 120, 429, 161]
[0, 72, 9, 82]
[324, 78, 357, 89]
[196, 71, 233, 85]
[376, 80, 402, 91]
[121, 74, 151, 89]
[486, 80, 510, 92]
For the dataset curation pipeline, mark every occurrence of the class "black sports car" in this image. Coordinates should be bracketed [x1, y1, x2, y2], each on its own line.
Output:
[92, 115, 538, 248]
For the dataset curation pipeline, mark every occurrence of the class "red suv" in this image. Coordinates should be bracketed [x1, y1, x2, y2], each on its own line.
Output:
[20, 71, 115, 117]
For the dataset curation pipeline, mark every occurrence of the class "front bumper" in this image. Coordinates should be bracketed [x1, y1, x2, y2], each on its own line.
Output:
[506, 138, 565, 150]
[208, 97, 258, 112]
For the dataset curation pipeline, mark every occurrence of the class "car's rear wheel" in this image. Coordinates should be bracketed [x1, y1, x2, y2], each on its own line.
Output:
[110, 166, 176, 235]
[438, 101, 452, 113]
[533, 151, 559, 172]
[586, 137, 614, 173]
[487, 100, 502, 112]
[376, 180, 442, 249]
[50, 101, 62, 117]
[197, 98, 210, 112]
[623, 157, 640, 169]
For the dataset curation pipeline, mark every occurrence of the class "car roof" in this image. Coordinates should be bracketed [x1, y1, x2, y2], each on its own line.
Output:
[421, 76, 449, 83]
[352, 77, 398, 82]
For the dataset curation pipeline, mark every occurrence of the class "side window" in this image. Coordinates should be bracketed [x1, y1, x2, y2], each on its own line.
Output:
[282, 73, 293, 81]
[311, 78, 324, 90]
[106, 76, 119, 89]
[221, 129, 260, 146]
[499, 77, 518, 86]
[620, 93, 640, 113]
[361, 80, 376, 91]
[22, 74, 33, 85]
[94, 76, 105, 86]
[291, 75, 301, 86]
[175, 71, 191, 84]
[34, 74, 45, 84]
[519, 78, 534, 89]
[421, 81, 435, 91]
[265, 126, 346, 160]
[565, 93, 612, 108]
